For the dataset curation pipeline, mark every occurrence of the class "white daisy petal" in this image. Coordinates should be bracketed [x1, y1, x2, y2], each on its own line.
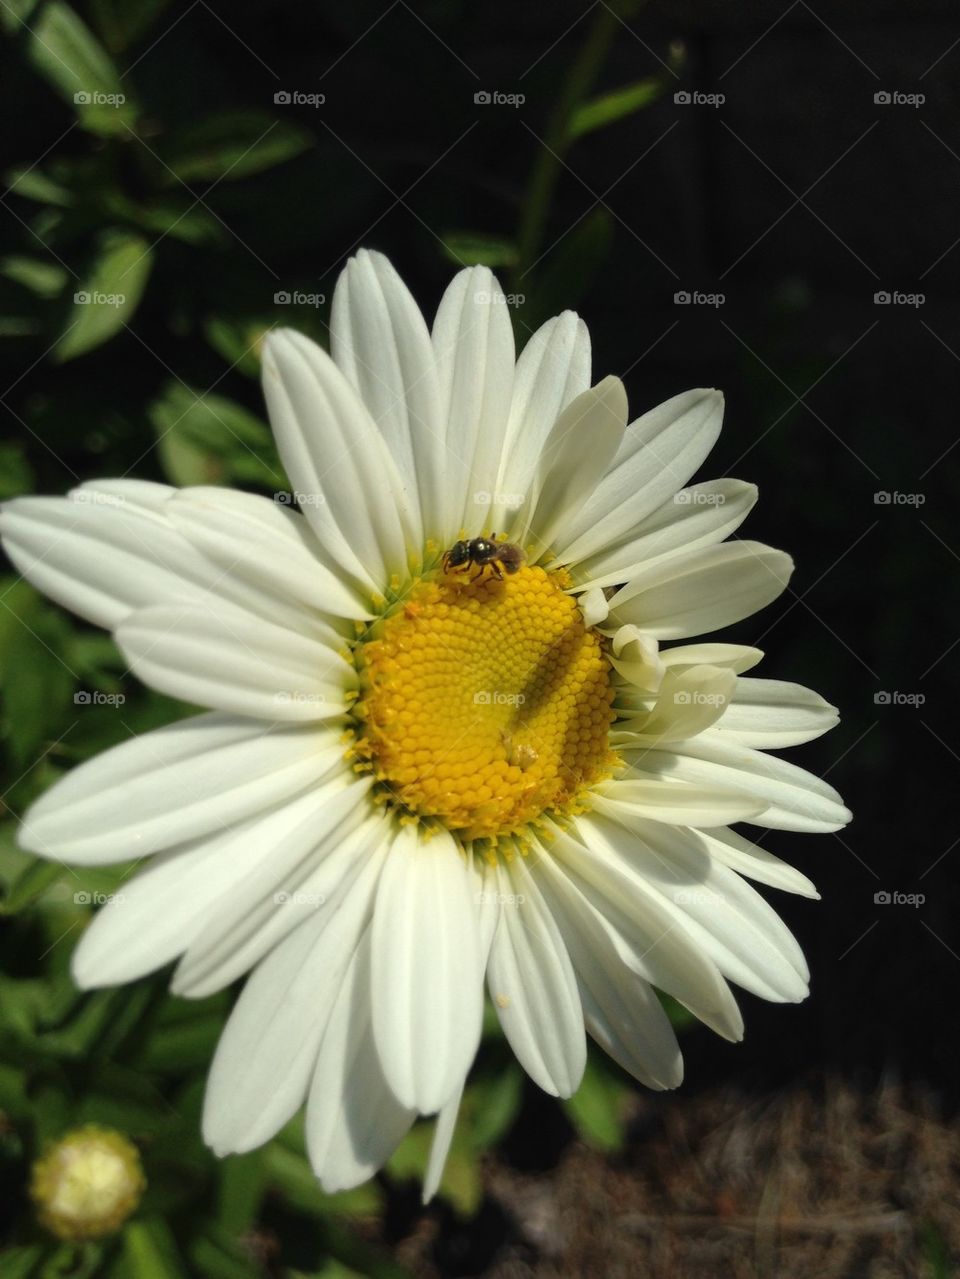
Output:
[627, 732, 852, 832]
[620, 664, 737, 742]
[570, 479, 757, 589]
[261, 329, 413, 592]
[172, 809, 382, 999]
[490, 311, 590, 532]
[586, 813, 809, 1003]
[593, 778, 765, 827]
[20, 714, 340, 863]
[550, 818, 744, 1042]
[660, 643, 764, 674]
[554, 388, 725, 563]
[167, 487, 371, 621]
[522, 377, 628, 558]
[371, 827, 483, 1113]
[608, 541, 794, 639]
[306, 928, 417, 1193]
[115, 602, 353, 721]
[697, 825, 820, 898]
[0, 491, 243, 632]
[486, 856, 586, 1098]
[331, 249, 441, 547]
[432, 265, 515, 539]
[717, 677, 840, 748]
[422, 1080, 464, 1205]
[533, 848, 682, 1089]
[202, 843, 384, 1156]
[70, 781, 364, 989]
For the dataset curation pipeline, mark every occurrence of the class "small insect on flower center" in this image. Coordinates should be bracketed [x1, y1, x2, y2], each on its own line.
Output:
[352, 558, 617, 844]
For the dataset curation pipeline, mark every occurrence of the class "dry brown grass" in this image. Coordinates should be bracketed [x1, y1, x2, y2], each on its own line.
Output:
[398, 1076, 959, 1278]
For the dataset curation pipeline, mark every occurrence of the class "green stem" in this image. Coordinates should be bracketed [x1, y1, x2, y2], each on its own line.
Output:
[513, 0, 639, 282]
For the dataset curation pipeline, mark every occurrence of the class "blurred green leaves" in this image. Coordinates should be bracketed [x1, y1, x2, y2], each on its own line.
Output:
[26, 2, 138, 136]
[157, 112, 313, 185]
[54, 230, 154, 361]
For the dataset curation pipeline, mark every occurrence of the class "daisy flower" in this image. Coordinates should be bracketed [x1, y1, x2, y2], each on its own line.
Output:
[0, 249, 851, 1198]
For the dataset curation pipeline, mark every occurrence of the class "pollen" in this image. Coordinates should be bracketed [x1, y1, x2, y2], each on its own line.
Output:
[353, 565, 617, 843]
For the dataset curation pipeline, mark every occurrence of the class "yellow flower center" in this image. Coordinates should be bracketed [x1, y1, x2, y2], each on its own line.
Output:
[353, 564, 616, 843]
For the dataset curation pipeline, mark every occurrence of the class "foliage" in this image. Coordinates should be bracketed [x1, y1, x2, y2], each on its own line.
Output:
[0, 2, 681, 1273]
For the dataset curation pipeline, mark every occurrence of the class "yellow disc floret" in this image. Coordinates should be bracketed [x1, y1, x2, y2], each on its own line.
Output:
[353, 565, 616, 843]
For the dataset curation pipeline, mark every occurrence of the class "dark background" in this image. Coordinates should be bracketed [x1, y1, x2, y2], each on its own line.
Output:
[2, 1, 959, 1274]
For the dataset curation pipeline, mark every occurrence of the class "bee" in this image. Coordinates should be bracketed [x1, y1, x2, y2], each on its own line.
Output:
[442, 534, 525, 580]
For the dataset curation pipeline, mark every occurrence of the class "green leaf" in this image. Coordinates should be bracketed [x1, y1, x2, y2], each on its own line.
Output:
[561, 1055, 626, 1152]
[204, 317, 268, 378]
[53, 230, 154, 362]
[27, 2, 137, 136]
[1, 256, 69, 299]
[441, 232, 519, 269]
[3, 166, 74, 206]
[122, 1220, 186, 1279]
[159, 112, 312, 185]
[216, 1152, 267, 1235]
[0, 441, 34, 498]
[569, 76, 666, 139]
[149, 383, 284, 488]
[463, 1062, 523, 1151]
[0, 579, 76, 764]
[0, 1246, 45, 1279]
[0, 859, 66, 916]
